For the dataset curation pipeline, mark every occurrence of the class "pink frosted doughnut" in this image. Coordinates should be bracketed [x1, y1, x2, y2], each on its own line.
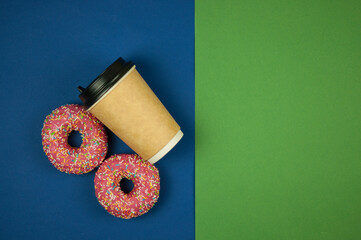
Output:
[41, 104, 108, 174]
[94, 154, 160, 219]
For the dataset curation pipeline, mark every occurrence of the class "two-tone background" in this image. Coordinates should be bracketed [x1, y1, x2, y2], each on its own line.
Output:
[1, 1, 360, 239]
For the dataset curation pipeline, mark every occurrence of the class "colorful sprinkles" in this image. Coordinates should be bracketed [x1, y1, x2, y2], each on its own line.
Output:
[94, 154, 160, 219]
[41, 104, 108, 174]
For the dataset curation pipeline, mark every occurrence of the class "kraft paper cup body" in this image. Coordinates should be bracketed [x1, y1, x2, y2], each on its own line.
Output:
[79, 58, 182, 164]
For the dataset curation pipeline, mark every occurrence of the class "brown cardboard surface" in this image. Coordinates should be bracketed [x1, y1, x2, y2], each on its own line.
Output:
[89, 68, 180, 160]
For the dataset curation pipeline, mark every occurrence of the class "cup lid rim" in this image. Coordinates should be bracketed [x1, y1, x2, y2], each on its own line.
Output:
[78, 57, 134, 110]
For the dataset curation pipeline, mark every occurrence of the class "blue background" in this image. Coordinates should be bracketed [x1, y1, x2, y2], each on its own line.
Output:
[0, 1, 194, 239]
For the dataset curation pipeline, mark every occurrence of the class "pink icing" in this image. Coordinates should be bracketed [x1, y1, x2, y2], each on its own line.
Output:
[94, 154, 160, 219]
[41, 104, 108, 174]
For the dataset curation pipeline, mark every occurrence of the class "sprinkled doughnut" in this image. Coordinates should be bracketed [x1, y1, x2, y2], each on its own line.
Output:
[94, 154, 160, 219]
[41, 104, 108, 174]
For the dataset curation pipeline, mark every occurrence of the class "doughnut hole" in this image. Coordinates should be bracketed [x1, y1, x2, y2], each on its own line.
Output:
[119, 178, 134, 194]
[68, 130, 83, 148]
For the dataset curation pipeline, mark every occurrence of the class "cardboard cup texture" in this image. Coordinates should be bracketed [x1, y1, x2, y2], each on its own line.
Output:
[80, 62, 182, 164]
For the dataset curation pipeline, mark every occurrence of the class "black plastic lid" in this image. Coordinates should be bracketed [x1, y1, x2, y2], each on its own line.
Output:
[78, 57, 134, 109]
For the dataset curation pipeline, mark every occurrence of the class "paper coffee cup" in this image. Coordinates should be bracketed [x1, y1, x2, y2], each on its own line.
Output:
[78, 57, 183, 164]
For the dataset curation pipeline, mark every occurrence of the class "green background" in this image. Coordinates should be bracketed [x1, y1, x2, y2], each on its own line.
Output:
[195, 1, 361, 239]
